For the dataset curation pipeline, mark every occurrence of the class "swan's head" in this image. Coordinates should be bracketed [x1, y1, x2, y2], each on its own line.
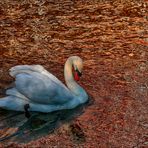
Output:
[71, 56, 83, 81]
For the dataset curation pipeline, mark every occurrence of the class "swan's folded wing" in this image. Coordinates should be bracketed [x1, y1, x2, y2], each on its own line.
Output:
[9, 65, 44, 76]
[9, 65, 65, 88]
[14, 72, 72, 104]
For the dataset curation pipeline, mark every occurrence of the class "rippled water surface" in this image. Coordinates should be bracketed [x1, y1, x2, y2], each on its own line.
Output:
[0, 98, 92, 144]
[0, 0, 148, 147]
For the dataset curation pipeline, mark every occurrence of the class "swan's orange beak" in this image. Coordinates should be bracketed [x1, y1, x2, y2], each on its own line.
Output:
[74, 71, 80, 81]
[74, 69, 82, 81]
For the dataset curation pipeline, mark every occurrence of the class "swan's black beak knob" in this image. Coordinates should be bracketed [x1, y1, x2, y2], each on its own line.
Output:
[76, 69, 82, 77]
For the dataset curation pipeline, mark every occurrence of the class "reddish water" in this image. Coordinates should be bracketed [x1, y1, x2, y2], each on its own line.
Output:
[0, 0, 148, 147]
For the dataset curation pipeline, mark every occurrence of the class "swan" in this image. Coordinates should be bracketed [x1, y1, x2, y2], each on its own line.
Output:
[0, 56, 88, 114]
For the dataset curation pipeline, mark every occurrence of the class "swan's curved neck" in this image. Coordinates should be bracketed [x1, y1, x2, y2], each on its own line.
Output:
[64, 58, 88, 103]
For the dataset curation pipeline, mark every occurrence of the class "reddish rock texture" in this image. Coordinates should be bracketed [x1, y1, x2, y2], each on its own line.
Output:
[0, 0, 148, 147]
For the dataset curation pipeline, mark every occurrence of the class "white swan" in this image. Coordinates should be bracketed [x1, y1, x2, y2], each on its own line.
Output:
[0, 56, 88, 113]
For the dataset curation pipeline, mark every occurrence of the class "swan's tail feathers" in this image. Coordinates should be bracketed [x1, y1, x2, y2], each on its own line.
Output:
[6, 88, 29, 101]
[0, 88, 28, 111]
[0, 97, 9, 108]
[0, 96, 19, 111]
[9, 65, 44, 77]
[0, 96, 28, 111]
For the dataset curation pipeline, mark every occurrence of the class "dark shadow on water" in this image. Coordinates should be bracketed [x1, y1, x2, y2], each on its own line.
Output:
[0, 95, 94, 144]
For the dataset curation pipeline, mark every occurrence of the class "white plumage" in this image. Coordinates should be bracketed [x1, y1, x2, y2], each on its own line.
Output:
[0, 56, 88, 113]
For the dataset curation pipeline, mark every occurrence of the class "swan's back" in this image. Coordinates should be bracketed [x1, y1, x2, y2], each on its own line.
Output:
[10, 65, 66, 87]
[8, 65, 75, 104]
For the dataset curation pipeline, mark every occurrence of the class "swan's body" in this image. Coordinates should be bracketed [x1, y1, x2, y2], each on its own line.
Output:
[0, 56, 88, 113]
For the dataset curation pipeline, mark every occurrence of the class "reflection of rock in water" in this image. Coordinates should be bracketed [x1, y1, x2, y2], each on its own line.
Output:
[0, 95, 93, 144]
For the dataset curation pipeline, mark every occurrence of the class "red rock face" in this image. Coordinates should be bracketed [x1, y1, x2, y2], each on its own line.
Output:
[0, 0, 148, 147]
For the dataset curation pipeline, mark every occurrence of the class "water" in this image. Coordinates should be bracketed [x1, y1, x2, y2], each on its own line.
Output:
[0, 0, 147, 147]
[0, 96, 93, 144]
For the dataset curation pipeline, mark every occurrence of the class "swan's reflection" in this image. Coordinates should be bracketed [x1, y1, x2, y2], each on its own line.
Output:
[0, 96, 92, 144]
